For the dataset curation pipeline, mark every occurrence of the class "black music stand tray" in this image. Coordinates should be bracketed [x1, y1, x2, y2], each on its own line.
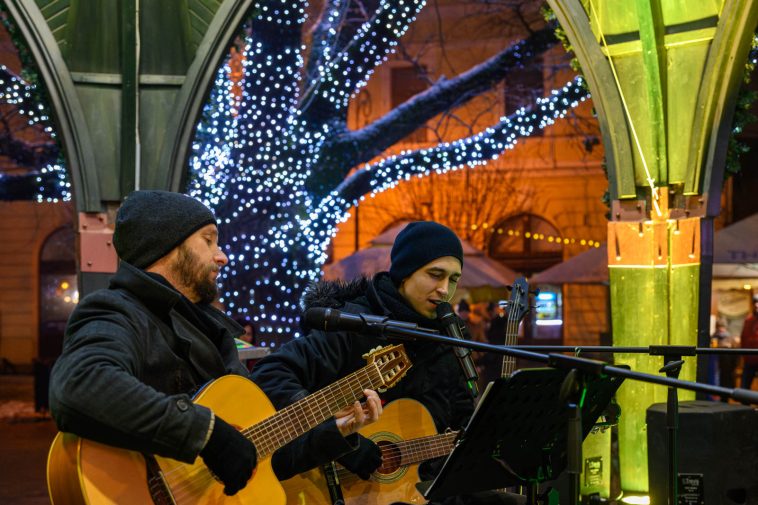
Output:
[422, 368, 625, 505]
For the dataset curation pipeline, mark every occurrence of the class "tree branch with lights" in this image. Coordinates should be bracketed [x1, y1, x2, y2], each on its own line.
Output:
[0, 65, 68, 201]
[315, 76, 589, 224]
[311, 24, 559, 196]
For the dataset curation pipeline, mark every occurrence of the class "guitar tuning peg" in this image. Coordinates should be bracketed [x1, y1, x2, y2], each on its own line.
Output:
[506, 284, 513, 291]
[530, 288, 540, 296]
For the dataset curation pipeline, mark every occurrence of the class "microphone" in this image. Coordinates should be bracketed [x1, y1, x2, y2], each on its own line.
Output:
[436, 302, 479, 398]
[304, 307, 421, 334]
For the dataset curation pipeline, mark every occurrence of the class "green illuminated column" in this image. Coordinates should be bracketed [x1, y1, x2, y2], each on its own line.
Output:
[548, 0, 758, 494]
[608, 215, 699, 491]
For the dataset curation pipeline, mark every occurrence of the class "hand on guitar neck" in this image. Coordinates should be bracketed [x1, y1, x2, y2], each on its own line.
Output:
[335, 389, 384, 437]
[334, 389, 384, 480]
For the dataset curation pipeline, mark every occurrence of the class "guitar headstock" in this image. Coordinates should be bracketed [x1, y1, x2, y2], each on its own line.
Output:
[362, 344, 411, 392]
[502, 277, 530, 324]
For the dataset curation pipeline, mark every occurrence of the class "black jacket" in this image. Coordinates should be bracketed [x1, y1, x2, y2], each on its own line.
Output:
[49, 262, 248, 463]
[251, 272, 475, 480]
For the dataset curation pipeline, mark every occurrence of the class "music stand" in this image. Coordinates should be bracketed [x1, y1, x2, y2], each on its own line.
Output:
[422, 368, 625, 505]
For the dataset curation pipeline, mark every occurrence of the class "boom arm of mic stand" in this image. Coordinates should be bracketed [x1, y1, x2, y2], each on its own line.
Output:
[374, 325, 758, 406]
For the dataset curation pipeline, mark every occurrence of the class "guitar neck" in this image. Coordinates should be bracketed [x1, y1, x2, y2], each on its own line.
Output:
[501, 277, 529, 379]
[397, 431, 459, 466]
[500, 332, 517, 379]
[244, 365, 383, 457]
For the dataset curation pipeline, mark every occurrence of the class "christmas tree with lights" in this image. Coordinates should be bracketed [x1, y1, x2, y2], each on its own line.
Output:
[188, 0, 589, 346]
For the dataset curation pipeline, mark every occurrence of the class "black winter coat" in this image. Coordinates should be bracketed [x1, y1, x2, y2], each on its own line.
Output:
[49, 262, 248, 463]
[251, 272, 475, 480]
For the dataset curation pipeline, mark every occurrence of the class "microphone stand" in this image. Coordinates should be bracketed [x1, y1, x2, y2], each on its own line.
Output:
[372, 324, 758, 505]
[656, 348, 686, 505]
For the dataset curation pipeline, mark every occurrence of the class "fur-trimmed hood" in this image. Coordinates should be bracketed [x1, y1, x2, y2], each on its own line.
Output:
[301, 277, 371, 312]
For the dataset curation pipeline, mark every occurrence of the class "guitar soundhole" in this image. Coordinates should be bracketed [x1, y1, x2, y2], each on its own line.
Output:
[376, 441, 402, 474]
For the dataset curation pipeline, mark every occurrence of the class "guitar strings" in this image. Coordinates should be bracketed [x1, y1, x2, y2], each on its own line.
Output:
[501, 285, 522, 378]
[246, 366, 385, 455]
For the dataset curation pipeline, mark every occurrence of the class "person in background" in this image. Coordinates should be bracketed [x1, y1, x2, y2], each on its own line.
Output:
[457, 299, 486, 343]
[740, 295, 758, 390]
[234, 317, 259, 371]
[476, 301, 507, 388]
[712, 320, 737, 395]
[234, 317, 257, 345]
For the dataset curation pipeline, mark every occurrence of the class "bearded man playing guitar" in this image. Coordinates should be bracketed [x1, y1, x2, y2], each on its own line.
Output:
[48, 190, 382, 501]
[251, 221, 521, 505]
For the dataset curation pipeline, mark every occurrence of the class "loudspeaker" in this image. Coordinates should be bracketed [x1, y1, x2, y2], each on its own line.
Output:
[647, 400, 758, 505]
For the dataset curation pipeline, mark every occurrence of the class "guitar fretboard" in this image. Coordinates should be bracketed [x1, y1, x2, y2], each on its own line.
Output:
[501, 279, 527, 379]
[396, 430, 458, 466]
[242, 366, 384, 457]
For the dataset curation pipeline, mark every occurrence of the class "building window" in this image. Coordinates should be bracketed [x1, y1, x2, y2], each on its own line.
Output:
[504, 57, 544, 137]
[489, 213, 562, 275]
[390, 66, 428, 144]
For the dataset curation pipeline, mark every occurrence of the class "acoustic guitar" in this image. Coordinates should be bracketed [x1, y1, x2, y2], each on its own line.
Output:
[46, 344, 411, 505]
[284, 398, 458, 505]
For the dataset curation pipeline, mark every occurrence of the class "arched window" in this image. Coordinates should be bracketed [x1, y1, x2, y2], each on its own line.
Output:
[38, 227, 77, 359]
[488, 213, 563, 275]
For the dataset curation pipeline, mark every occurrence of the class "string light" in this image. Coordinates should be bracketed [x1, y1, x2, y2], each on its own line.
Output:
[491, 225, 601, 248]
[188, 2, 588, 345]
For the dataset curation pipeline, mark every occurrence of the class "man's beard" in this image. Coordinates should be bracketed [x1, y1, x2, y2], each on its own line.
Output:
[173, 245, 219, 304]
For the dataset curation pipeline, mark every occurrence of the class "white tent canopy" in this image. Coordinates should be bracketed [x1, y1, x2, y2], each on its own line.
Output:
[529, 244, 608, 285]
[713, 213, 758, 263]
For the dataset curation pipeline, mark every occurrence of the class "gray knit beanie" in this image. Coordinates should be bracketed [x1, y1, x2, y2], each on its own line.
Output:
[113, 190, 216, 269]
[389, 221, 463, 284]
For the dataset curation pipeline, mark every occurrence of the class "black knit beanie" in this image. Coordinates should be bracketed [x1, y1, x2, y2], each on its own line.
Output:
[113, 190, 216, 269]
[389, 221, 463, 284]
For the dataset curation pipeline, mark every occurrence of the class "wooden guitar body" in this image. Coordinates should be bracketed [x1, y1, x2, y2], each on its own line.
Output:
[48, 375, 288, 505]
[284, 399, 442, 505]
